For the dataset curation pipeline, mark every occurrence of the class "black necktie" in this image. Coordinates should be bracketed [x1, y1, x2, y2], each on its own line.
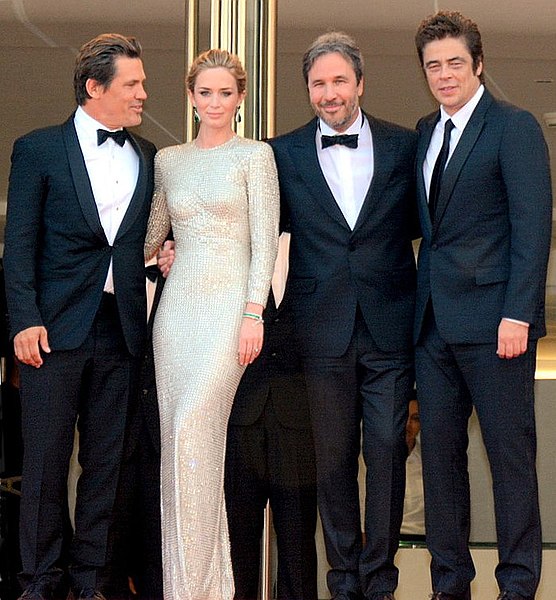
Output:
[321, 133, 359, 149]
[97, 128, 127, 147]
[428, 119, 455, 222]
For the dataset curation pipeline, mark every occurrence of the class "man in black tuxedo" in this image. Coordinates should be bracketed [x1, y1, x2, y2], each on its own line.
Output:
[3, 33, 156, 600]
[106, 266, 164, 600]
[224, 234, 318, 600]
[269, 32, 418, 600]
[413, 12, 552, 600]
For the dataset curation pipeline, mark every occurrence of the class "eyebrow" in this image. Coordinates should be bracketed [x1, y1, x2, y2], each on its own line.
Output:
[425, 55, 467, 67]
[197, 86, 234, 92]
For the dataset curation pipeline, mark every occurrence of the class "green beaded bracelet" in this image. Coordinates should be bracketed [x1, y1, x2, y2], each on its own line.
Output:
[243, 312, 264, 324]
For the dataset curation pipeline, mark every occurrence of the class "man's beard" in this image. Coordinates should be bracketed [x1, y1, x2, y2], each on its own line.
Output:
[314, 98, 359, 132]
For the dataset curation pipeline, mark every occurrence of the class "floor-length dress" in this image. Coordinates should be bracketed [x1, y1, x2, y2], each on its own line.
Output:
[144, 136, 279, 600]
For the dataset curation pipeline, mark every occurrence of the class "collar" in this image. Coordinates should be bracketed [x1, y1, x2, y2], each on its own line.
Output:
[439, 84, 484, 131]
[319, 108, 364, 137]
[74, 106, 125, 142]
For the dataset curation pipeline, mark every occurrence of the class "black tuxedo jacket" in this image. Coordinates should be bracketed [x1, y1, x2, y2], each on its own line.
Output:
[269, 114, 418, 357]
[229, 281, 311, 430]
[4, 114, 156, 356]
[414, 89, 553, 344]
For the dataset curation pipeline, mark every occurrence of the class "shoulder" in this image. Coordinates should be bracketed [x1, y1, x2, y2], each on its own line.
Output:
[236, 136, 274, 160]
[129, 131, 157, 158]
[10, 123, 68, 170]
[13, 122, 65, 151]
[368, 114, 417, 142]
[269, 119, 316, 150]
[487, 97, 541, 129]
[154, 142, 189, 163]
[416, 110, 438, 134]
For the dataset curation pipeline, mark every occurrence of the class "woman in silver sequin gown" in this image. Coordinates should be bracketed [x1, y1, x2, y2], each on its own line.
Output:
[144, 50, 279, 600]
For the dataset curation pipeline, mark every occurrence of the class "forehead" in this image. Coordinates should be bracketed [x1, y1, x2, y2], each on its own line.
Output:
[194, 66, 237, 88]
[112, 56, 145, 80]
[308, 51, 356, 80]
[422, 36, 472, 62]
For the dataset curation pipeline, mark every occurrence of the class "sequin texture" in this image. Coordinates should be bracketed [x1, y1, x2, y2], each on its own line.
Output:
[145, 136, 279, 600]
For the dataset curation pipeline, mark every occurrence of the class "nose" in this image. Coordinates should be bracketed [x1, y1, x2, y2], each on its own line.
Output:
[137, 83, 147, 100]
[322, 83, 337, 101]
[438, 63, 453, 79]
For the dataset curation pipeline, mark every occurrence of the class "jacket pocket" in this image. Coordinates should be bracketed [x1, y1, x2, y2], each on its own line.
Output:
[475, 266, 509, 285]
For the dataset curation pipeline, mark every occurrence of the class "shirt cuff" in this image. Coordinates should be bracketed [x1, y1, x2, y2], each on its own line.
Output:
[502, 317, 529, 327]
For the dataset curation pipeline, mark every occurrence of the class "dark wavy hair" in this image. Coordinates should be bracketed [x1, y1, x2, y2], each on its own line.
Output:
[415, 11, 484, 84]
[73, 33, 142, 105]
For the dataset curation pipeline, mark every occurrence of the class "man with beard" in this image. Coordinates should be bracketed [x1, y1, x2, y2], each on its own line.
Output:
[268, 32, 418, 600]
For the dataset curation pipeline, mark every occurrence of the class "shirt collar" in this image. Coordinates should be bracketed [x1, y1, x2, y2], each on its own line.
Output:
[74, 106, 124, 142]
[319, 108, 364, 137]
[439, 84, 484, 131]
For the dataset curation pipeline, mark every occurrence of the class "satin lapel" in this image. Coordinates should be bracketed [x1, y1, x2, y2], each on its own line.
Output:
[62, 117, 106, 241]
[115, 132, 149, 240]
[432, 91, 493, 233]
[416, 113, 438, 239]
[288, 119, 350, 228]
[352, 114, 396, 233]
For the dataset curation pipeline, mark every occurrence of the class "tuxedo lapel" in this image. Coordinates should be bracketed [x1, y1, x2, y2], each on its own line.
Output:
[115, 132, 149, 240]
[62, 117, 107, 242]
[352, 114, 396, 232]
[289, 119, 351, 228]
[416, 114, 437, 238]
[432, 91, 492, 232]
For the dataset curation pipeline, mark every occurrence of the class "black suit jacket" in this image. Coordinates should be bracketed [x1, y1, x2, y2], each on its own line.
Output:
[269, 114, 418, 357]
[3, 115, 156, 356]
[414, 89, 553, 344]
[229, 280, 311, 430]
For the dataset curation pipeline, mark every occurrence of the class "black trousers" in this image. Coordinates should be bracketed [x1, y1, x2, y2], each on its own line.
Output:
[18, 294, 139, 595]
[302, 310, 412, 599]
[415, 308, 541, 599]
[225, 399, 318, 600]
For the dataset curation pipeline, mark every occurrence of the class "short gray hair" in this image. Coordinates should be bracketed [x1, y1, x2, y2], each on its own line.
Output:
[302, 31, 364, 85]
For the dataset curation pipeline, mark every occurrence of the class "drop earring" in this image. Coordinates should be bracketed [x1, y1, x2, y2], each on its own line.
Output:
[235, 107, 242, 123]
[193, 106, 200, 123]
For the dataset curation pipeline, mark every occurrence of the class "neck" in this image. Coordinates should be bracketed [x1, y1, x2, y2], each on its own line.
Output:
[195, 125, 235, 149]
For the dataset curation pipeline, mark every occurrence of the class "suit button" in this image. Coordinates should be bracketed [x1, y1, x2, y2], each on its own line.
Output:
[432, 243, 438, 250]
[348, 241, 356, 252]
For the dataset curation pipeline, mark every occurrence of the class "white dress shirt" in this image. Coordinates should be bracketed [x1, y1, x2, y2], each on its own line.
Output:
[74, 106, 139, 293]
[423, 84, 484, 198]
[316, 109, 373, 230]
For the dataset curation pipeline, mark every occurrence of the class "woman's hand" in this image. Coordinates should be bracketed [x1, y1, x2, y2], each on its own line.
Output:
[238, 303, 264, 365]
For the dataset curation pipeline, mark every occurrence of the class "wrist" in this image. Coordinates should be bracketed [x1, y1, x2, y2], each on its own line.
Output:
[243, 312, 264, 325]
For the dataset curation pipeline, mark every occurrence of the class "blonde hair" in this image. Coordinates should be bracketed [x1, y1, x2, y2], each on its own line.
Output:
[186, 49, 247, 94]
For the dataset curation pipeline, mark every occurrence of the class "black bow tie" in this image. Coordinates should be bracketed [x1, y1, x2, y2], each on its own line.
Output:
[321, 133, 359, 149]
[97, 128, 128, 147]
[145, 264, 160, 282]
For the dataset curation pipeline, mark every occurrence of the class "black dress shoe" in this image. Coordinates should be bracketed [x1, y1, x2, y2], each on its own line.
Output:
[17, 584, 53, 600]
[75, 590, 107, 600]
[370, 593, 395, 600]
[430, 593, 467, 600]
[497, 593, 528, 600]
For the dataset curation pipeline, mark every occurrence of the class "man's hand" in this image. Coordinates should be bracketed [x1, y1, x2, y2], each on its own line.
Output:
[14, 326, 50, 368]
[497, 319, 529, 359]
[157, 240, 175, 278]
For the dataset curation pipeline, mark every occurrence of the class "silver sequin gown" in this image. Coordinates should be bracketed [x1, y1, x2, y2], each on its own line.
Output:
[144, 136, 279, 600]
